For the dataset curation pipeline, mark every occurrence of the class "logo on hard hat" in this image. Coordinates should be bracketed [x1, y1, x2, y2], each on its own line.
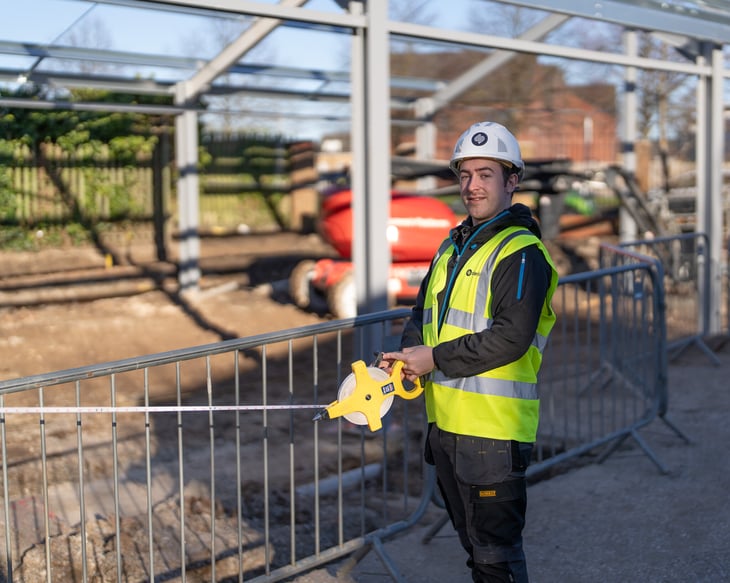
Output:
[471, 132, 488, 147]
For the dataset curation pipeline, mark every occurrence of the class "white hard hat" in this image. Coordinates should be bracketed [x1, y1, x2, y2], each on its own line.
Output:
[449, 121, 524, 179]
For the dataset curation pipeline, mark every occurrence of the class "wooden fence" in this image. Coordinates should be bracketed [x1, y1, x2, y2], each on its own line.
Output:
[0, 136, 318, 234]
[1, 143, 157, 225]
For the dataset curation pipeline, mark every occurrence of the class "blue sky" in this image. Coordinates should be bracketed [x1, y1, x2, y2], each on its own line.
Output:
[2, 0, 470, 71]
[2, 0, 360, 73]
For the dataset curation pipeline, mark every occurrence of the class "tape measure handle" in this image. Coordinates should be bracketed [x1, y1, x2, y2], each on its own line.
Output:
[391, 361, 424, 400]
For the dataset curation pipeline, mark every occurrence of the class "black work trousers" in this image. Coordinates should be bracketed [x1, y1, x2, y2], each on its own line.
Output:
[427, 426, 532, 583]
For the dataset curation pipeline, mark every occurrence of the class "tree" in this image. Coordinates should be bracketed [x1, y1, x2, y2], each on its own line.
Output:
[464, 3, 564, 134]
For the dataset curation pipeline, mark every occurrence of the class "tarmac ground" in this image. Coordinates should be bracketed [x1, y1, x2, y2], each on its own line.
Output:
[296, 337, 730, 583]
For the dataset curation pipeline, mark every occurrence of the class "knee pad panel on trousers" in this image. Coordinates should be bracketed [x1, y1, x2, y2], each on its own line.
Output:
[469, 478, 527, 563]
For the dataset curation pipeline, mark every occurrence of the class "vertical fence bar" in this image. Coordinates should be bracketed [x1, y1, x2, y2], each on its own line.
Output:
[144, 368, 155, 578]
[1, 393, 11, 582]
[38, 387, 52, 583]
[176, 362, 187, 583]
[288, 340, 296, 566]
[262, 345, 271, 575]
[111, 375, 123, 582]
[336, 329, 344, 548]
[75, 380, 88, 583]
[234, 351, 243, 583]
[206, 356, 216, 581]
[312, 336, 320, 558]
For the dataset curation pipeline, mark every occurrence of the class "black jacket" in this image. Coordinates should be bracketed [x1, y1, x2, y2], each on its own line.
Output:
[401, 203, 553, 379]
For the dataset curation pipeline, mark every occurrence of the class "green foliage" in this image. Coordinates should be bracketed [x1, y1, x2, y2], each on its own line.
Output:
[64, 222, 92, 245]
[0, 223, 94, 251]
[0, 86, 166, 234]
[1, 85, 171, 149]
[56, 129, 93, 152]
[110, 135, 158, 159]
[198, 146, 213, 168]
[0, 168, 17, 221]
[76, 163, 146, 220]
[0, 227, 33, 251]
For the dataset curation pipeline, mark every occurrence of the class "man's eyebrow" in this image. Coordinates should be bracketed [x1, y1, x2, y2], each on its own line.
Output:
[460, 165, 496, 173]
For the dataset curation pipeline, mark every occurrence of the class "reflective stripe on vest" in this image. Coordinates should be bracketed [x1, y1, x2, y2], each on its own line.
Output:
[431, 370, 539, 400]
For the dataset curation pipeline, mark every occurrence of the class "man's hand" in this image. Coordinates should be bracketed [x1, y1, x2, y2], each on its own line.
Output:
[380, 346, 435, 382]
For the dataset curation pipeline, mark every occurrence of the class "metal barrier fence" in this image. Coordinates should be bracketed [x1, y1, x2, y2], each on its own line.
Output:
[0, 310, 433, 583]
[0, 257, 692, 582]
[530, 243, 689, 480]
[617, 232, 727, 365]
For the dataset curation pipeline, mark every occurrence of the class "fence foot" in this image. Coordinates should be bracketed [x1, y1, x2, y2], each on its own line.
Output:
[598, 411, 693, 475]
[370, 536, 407, 583]
[668, 336, 721, 367]
[421, 512, 450, 545]
[629, 428, 670, 474]
[660, 413, 693, 445]
[597, 429, 670, 474]
[335, 536, 407, 583]
[335, 544, 372, 578]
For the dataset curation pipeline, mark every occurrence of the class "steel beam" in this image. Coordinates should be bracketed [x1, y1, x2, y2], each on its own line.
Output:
[494, 0, 730, 45]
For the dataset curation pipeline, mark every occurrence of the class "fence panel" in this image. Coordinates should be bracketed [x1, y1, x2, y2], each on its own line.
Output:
[0, 310, 431, 583]
[617, 233, 725, 365]
[532, 247, 688, 478]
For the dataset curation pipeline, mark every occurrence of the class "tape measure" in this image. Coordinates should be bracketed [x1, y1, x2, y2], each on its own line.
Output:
[312, 359, 423, 432]
[0, 404, 322, 414]
[0, 359, 424, 433]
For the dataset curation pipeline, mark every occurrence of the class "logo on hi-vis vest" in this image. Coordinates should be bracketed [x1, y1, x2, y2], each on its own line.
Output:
[465, 269, 481, 277]
[381, 382, 395, 395]
[478, 489, 497, 498]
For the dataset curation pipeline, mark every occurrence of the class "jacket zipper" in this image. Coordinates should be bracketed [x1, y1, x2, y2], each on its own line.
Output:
[437, 210, 510, 332]
[516, 252, 526, 300]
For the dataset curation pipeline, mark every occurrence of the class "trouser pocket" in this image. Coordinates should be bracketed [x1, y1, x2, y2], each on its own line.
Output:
[468, 478, 527, 555]
[453, 436, 512, 484]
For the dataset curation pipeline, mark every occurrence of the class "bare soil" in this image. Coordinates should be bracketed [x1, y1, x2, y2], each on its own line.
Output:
[0, 231, 341, 379]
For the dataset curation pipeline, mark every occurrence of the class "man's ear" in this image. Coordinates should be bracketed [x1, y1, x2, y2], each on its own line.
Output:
[507, 172, 519, 194]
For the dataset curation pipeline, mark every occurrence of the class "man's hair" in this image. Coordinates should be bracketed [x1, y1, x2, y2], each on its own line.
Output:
[498, 161, 518, 186]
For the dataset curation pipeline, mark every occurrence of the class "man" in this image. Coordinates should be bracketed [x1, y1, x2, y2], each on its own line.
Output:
[381, 121, 558, 583]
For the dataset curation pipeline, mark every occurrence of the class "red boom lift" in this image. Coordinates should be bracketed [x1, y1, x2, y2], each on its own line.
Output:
[289, 185, 457, 319]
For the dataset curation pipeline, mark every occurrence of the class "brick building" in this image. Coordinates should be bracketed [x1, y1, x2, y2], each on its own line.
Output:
[391, 51, 619, 168]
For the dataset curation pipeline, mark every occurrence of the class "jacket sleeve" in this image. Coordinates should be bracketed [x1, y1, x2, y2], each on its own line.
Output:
[431, 244, 552, 378]
[399, 263, 430, 348]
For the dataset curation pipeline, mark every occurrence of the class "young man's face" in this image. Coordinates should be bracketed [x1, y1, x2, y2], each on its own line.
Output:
[458, 158, 517, 225]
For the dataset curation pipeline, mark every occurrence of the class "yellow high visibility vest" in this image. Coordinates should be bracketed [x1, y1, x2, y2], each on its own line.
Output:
[422, 226, 558, 442]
